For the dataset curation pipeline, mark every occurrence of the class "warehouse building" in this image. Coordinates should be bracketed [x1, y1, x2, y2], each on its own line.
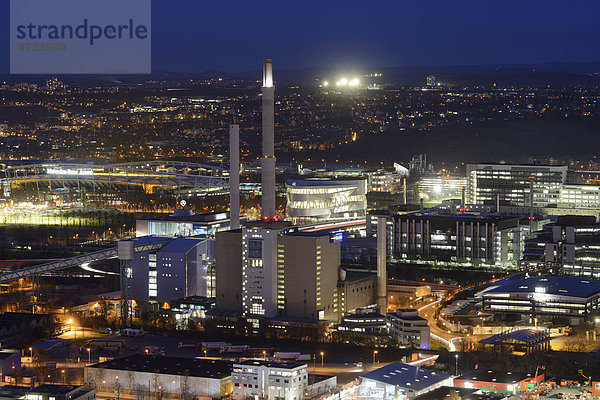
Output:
[454, 370, 544, 395]
[84, 354, 233, 399]
[360, 362, 452, 399]
[479, 275, 600, 323]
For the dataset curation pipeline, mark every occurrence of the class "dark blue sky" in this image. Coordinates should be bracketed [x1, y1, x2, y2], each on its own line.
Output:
[151, 0, 600, 72]
[1, 0, 599, 74]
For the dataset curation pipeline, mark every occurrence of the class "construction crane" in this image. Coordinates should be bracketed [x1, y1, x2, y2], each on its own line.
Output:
[579, 369, 591, 390]
[534, 365, 546, 400]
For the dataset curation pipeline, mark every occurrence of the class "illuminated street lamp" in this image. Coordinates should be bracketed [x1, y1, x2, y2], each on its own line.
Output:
[320, 352, 324, 368]
[455, 354, 458, 376]
[373, 350, 378, 365]
[87, 348, 91, 363]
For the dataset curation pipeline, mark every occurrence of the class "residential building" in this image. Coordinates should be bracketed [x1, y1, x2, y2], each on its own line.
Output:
[232, 360, 307, 400]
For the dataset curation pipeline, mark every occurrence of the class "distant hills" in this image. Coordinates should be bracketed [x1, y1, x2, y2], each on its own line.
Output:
[2, 62, 600, 87]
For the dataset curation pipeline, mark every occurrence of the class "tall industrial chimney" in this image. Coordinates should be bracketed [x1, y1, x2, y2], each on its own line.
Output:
[376, 217, 388, 313]
[229, 115, 240, 230]
[261, 59, 276, 220]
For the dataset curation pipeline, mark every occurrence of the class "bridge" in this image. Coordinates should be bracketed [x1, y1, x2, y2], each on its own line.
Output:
[0, 160, 230, 194]
[0, 237, 172, 283]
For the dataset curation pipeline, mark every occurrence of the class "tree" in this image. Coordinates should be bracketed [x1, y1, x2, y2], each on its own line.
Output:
[152, 372, 165, 400]
[179, 370, 191, 400]
[113, 378, 122, 400]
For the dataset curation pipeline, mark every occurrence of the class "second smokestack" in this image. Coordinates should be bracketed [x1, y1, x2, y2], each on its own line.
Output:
[261, 59, 276, 220]
[229, 115, 240, 230]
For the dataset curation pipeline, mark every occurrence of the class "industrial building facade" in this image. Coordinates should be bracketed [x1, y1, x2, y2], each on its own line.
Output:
[391, 213, 525, 268]
[523, 216, 600, 277]
[131, 237, 215, 302]
[215, 225, 376, 323]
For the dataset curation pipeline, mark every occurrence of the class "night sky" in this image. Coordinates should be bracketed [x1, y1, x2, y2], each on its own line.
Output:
[0, 0, 599, 74]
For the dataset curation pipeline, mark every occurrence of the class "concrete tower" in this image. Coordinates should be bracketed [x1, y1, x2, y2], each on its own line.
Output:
[118, 240, 134, 327]
[261, 59, 276, 220]
[376, 217, 387, 312]
[229, 115, 240, 230]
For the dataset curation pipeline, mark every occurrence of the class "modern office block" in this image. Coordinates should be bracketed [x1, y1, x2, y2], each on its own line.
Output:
[466, 163, 567, 207]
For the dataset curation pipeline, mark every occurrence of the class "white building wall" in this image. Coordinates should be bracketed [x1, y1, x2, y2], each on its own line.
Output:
[84, 367, 228, 399]
[232, 364, 308, 400]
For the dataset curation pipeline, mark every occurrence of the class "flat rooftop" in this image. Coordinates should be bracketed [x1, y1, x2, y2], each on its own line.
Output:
[88, 354, 233, 379]
[361, 362, 451, 391]
[29, 385, 95, 396]
[456, 369, 537, 384]
[234, 359, 305, 369]
[483, 275, 600, 299]
[138, 211, 230, 223]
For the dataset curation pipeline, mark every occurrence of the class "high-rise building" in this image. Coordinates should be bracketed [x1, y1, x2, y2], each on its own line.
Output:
[277, 232, 340, 321]
[426, 75, 436, 87]
[241, 222, 294, 317]
[466, 163, 568, 207]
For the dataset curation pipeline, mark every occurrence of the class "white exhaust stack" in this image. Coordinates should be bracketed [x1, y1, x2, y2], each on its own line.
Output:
[377, 217, 387, 312]
[261, 59, 276, 221]
[229, 115, 240, 230]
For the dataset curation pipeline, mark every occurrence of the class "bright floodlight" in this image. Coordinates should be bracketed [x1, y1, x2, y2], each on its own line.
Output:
[340, 77, 348, 86]
[349, 78, 360, 87]
[323, 81, 329, 87]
